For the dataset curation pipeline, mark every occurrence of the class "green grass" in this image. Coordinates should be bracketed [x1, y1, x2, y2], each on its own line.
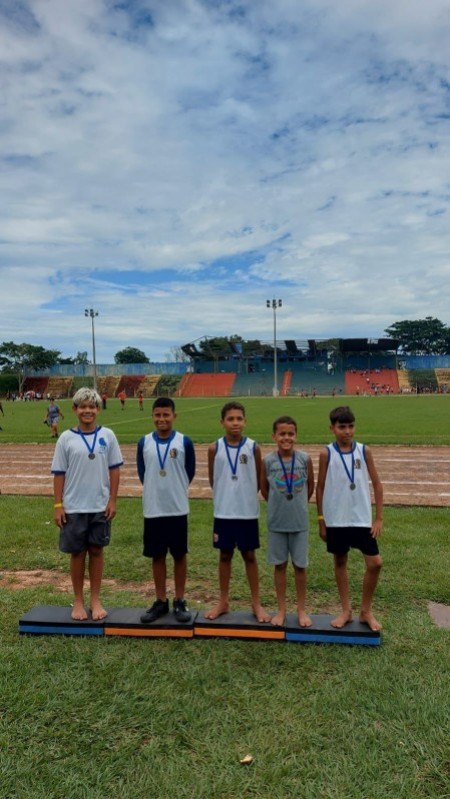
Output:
[1, 497, 449, 798]
[2, 393, 450, 444]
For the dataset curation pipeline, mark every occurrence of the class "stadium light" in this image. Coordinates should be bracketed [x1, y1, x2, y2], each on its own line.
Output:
[84, 308, 99, 391]
[266, 299, 282, 396]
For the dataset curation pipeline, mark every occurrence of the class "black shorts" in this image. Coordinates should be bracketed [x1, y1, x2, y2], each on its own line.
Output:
[143, 515, 188, 559]
[59, 512, 111, 554]
[213, 518, 260, 552]
[326, 526, 379, 557]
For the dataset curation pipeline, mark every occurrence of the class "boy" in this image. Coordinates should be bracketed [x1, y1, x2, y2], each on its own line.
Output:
[260, 416, 314, 627]
[51, 387, 123, 621]
[205, 401, 270, 622]
[45, 397, 64, 438]
[316, 405, 383, 631]
[137, 397, 195, 623]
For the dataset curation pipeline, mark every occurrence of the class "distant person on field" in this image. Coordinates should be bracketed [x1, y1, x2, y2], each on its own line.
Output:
[138, 391, 144, 411]
[260, 416, 314, 627]
[51, 387, 123, 621]
[205, 401, 270, 622]
[45, 398, 64, 438]
[316, 405, 383, 631]
[101, 392, 107, 410]
[137, 397, 195, 624]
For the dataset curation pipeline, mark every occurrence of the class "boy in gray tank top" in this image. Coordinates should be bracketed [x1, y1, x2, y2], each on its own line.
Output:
[260, 416, 314, 627]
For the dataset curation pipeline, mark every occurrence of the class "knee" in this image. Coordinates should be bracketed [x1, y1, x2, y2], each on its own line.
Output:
[241, 549, 256, 565]
[87, 546, 103, 558]
[219, 550, 233, 564]
[367, 556, 382, 574]
[275, 562, 288, 573]
[334, 554, 348, 569]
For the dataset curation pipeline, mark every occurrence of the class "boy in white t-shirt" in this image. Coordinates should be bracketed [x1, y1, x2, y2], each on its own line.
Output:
[51, 388, 123, 621]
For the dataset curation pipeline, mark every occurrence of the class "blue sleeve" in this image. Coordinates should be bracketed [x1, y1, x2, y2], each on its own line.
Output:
[137, 437, 145, 484]
[184, 436, 196, 483]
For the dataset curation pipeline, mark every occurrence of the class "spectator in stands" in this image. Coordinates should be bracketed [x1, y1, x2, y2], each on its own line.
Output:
[205, 401, 270, 623]
[137, 397, 196, 624]
[45, 398, 64, 438]
[260, 415, 314, 627]
[51, 387, 123, 621]
[316, 406, 383, 632]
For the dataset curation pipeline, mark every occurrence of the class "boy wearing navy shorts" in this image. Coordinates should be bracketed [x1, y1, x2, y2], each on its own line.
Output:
[316, 406, 383, 631]
[260, 416, 314, 627]
[51, 387, 123, 621]
[205, 401, 270, 622]
[137, 397, 195, 623]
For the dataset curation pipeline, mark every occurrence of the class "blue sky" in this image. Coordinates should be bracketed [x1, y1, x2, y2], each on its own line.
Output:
[1, 0, 450, 362]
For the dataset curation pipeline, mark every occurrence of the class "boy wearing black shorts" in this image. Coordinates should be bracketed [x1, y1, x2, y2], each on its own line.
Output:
[316, 406, 383, 631]
[205, 401, 270, 622]
[137, 397, 195, 623]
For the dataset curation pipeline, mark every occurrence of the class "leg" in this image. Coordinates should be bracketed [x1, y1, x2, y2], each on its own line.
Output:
[88, 546, 107, 620]
[152, 554, 167, 601]
[359, 554, 383, 630]
[70, 550, 88, 620]
[205, 549, 233, 619]
[271, 562, 288, 626]
[293, 565, 311, 627]
[331, 553, 353, 627]
[241, 549, 271, 623]
[173, 554, 187, 600]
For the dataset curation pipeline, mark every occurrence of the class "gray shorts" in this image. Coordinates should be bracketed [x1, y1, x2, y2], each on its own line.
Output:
[267, 529, 309, 568]
[59, 512, 111, 554]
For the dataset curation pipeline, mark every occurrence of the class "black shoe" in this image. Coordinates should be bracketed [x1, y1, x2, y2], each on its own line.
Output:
[173, 598, 191, 623]
[140, 599, 169, 624]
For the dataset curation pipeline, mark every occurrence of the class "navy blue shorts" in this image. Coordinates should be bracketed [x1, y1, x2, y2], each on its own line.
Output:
[213, 518, 260, 552]
[59, 512, 111, 554]
[143, 515, 188, 559]
[326, 526, 379, 557]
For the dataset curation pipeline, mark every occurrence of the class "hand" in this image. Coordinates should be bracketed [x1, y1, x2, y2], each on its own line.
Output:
[371, 519, 383, 538]
[318, 520, 327, 541]
[54, 507, 66, 528]
[104, 500, 117, 520]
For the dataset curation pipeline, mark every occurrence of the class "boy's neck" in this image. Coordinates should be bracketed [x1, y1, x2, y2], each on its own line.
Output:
[78, 423, 98, 434]
[224, 433, 244, 445]
[155, 429, 174, 440]
[335, 440, 353, 453]
[278, 448, 294, 459]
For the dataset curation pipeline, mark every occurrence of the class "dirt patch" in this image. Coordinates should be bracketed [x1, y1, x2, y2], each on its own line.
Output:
[428, 601, 450, 629]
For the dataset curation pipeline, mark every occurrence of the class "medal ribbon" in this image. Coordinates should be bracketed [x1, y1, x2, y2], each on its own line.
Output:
[224, 436, 246, 477]
[155, 431, 175, 472]
[78, 426, 99, 457]
[334, 442, 355, 486]
[278, 452, 295, 496]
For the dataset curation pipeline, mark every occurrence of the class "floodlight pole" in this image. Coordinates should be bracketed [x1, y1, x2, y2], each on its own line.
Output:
[85, 308, 99, 391]
[266, 299, 282, 396]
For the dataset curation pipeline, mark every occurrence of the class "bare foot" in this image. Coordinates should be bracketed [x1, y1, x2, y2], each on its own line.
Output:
[270, 611, 286, 627]
[359, 610, 382, 631]
[252, 604, 271, 623]
[90, 602, 108, 621]
[204, 601, 229, 620]
[71, 602, 88, 621]
[331, 609, 353, 628]
[298, 610, 312, 628]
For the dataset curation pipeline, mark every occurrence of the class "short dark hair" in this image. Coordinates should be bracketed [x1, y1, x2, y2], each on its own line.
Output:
[273, 415, 297, 433]
[152, 397, 175, 412]
[221, 401, 245, 420]
[329, 405, 355, 425]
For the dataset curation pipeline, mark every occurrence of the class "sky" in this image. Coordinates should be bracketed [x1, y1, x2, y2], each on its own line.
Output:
[1, 0, 450, 363]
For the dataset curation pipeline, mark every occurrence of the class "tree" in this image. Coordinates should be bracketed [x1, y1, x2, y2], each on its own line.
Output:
[74, 351, 90, 365]
[114, 347, 150, 364]
[0, 342, 61, 392]
[384, 317, 450, 355]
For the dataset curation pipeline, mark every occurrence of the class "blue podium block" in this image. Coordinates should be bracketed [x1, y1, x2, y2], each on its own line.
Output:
[285, 613, 381, 646]
[19, 605, 104, 636]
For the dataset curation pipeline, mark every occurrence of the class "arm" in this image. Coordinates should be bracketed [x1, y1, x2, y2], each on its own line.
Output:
[254, 444, 262, 492]
[53, 473, 66, 528]
[260, 457, 269, 501]
[207, 443, 216, 489]
[307, 455, 315, 501]
[136, 438, 145, 484]
[184, 437, 196, 484]
[105, 465, 120, 519]
[365, 446, 383, 537]
[315, 449, 329, 541]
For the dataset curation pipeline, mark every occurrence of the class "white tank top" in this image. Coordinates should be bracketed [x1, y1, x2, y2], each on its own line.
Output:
[141, 431, 189, 518]
[213, 436, 259, 519]
[323, 442, 372, 527]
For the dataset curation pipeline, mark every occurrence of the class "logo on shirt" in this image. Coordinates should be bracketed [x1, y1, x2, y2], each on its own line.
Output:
[98, 437, 108, 454]
[170, 448, 178, 459]
[239, 453, 248, 464]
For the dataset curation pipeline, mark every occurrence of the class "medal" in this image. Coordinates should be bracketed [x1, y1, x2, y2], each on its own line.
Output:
[277, 452, 296, 500]
[155, 431, 175, 476]
[79, 426, 99, 460]
[224, 437, 246, 481]
[334, 443, 356, 490]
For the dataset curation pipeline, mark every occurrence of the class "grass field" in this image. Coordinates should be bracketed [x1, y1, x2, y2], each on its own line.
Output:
[1, 395, 450, 798]
[2, 393, 450, 444]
